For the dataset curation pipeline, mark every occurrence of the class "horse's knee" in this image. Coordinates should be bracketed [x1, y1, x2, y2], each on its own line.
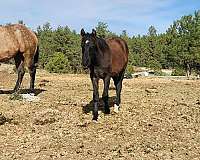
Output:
[28, 64, 36, 73]
[102, 95, 108, 101]
[18, 65, 25, 75]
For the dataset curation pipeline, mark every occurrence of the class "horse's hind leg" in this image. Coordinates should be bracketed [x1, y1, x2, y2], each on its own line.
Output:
[102, 76, 111, 114]
[25, 55, 36, 94]
[14, 53, 25, 93]
[28, 64, 36, 94]
[112, 69, 125, 113]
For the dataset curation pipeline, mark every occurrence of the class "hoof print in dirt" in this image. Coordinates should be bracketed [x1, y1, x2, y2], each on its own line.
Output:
[145, 87, 158, 94]
[196, 100, 200, 105]
[0, 113, 7, 125]
[77, 122, 89, 128]
[34, 117, 56, 125]
[0, 113, 12, 125]
[38, 79, 50, 87]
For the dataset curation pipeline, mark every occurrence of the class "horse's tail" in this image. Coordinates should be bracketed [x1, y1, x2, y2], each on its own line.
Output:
[34, 45, 39, 64]
[123, 40, 129, 55]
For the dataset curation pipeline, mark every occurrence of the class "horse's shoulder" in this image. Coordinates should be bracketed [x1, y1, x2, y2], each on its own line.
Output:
[96, 38, 109, 50]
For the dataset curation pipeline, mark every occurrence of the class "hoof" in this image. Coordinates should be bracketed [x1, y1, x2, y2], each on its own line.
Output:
[104, 109, 110, 114]
[92, 119, 98, 123]
[113, 104, 119, 113]
[92, 116, 98, 122]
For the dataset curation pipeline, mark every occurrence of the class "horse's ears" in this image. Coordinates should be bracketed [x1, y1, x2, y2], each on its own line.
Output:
[81, 28, 85, 37]
[92, 29, 96, 37]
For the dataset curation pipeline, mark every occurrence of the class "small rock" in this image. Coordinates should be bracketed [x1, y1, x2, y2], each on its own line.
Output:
[21, 94, 40, 102]
[196, 100, 200, 105]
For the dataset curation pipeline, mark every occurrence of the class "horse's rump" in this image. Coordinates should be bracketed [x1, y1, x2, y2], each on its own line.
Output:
[0, 24, 38, 62]
[106, 37, 128, 76]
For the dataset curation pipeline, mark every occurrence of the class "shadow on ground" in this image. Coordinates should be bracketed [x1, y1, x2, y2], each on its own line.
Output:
[0, 88, 46, 96]
[82, 96, 116, 114]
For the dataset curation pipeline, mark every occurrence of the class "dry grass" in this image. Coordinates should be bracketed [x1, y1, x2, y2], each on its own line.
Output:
[0, 65, 200, 159]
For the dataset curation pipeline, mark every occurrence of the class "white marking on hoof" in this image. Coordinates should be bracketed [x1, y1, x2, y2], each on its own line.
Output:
[114, 104, 119, 113]
[92, 120, 98, 123]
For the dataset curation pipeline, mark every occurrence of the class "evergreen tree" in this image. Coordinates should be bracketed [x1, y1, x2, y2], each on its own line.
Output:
[33, 10, 200, 75]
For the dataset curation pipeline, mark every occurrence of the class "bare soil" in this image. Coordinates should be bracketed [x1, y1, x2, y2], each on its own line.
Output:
[0, 65, 200, 159]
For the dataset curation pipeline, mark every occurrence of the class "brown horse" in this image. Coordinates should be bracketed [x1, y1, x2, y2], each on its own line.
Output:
[81, 29, 128, 121]
[0, 24, 39, 93]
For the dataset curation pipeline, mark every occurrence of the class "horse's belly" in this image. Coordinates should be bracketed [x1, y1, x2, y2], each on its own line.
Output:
[111, 56, 127, 76]
[0, 28, 19, 61]
[0, 49, 16, 62]
[94, 67, 109, 78]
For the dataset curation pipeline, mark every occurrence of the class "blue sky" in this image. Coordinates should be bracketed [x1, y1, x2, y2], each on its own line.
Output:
[0, 0, 200, 36]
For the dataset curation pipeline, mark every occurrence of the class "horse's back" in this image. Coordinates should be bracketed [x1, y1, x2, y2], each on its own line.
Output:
[106, 37, 128, 75]
[0, 24, 38, 62]
[12, 24, 38, 53]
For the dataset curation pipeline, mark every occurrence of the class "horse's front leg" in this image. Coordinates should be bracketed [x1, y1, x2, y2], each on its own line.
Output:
[102, 76, 111, 114]
[91, 76, 99, 121]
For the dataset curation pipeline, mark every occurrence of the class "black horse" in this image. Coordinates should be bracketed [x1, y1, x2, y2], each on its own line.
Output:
[81, 29, 128, 121]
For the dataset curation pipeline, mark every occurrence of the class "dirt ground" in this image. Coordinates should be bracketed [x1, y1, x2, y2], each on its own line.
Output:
[0, 65, 200, 160]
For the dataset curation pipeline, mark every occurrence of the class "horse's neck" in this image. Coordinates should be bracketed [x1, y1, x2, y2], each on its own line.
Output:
[96, 38, 110, 58]
[92, 39, 111, 71]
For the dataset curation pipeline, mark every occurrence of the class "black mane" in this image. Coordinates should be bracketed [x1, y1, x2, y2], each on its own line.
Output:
[96, 37, 109, 53]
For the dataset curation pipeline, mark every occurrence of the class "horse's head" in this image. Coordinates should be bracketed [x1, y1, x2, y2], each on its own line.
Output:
[80, 28, 97, 69]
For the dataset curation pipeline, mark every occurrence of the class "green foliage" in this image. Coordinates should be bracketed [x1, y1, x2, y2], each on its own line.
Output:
[95, 22, 109, 38]
[154, 70, 166, 76]
[148, 25, 157, 36]
[33, 10, 200, 75]
[9, 93, 23, 101]
[129, 10, 200, 75]
[95, 22, 116, 38]
[126, 64, 134, 74]
[171, 67, 185, 76]
[45, 52, 70, 73]
[147, 59, 162, 70]
[37, 23, 82, 73]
